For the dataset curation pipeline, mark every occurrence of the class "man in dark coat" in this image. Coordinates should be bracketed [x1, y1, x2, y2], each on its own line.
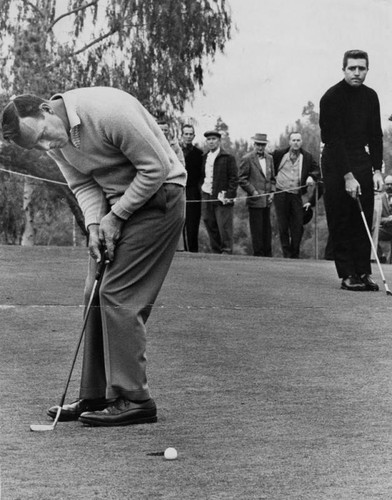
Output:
[181, 124, 203, 252]
[319, 49, 383, 291]
[239, 133, 276, 256]
[273, 132, 320, 258]
[201, 130, 238, 254]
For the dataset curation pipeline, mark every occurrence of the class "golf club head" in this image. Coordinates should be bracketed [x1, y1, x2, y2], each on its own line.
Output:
[30, 406, 62, 432]
[386, 290, 392, 296]
[30, 423, 55, 432]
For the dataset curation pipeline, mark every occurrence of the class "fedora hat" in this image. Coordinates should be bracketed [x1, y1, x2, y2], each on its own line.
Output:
[251, 133, 268, 144]
[204, 130, 221, 138]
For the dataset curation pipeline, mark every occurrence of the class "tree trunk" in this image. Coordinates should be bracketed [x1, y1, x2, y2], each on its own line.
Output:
[21, 178, 35, 246]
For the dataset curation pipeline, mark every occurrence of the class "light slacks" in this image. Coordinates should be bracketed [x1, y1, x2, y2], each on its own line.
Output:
[79, 184, 185, 401]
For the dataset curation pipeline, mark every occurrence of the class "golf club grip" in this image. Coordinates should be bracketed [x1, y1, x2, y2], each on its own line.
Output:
[95, 250, 108, 280]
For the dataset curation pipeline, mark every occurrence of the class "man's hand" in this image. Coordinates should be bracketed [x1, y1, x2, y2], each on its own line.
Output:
[87, 224, 102, 261]
[373, 170, 384, 192]
[344, 172, 361, 199]
[99, 212, 125, 261]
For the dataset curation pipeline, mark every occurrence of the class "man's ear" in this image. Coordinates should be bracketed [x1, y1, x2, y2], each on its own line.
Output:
[39, 103, 53, 114]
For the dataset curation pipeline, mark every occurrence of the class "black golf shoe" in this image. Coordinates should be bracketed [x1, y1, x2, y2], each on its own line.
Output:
[47, 398, 113, 422]
[341, 275, 366, 291]
[78, 398, 157, 427]
[360, 274, 379, 291]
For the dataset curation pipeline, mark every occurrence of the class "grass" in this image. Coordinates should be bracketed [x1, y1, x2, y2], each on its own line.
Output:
[1, 246, 392, 499]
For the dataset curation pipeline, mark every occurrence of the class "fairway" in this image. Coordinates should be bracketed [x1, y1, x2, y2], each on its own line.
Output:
[1, 246, 392, 499]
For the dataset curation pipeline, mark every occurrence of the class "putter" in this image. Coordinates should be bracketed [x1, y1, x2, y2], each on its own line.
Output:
[30, 252, 108, 432]
[356, 197, 392, 296]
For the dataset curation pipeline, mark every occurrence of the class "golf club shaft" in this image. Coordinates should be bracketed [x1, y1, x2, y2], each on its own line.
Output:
[356, 197, 392, 294]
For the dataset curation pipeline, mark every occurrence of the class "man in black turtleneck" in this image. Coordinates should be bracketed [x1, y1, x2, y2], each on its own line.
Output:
[181, 124, 203, 252]
[320, 49, 384, 291]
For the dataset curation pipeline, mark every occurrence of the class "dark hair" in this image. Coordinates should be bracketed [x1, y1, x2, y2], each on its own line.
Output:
[2, 94, 47, 142]
[182, 124, 195, 134]
[342, 50, 369, 69]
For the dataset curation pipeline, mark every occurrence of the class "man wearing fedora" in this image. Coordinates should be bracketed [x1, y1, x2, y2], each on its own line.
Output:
[239, 133, 276, 256]
[273, 131, 320, 258]
[201, 130, 238, 254]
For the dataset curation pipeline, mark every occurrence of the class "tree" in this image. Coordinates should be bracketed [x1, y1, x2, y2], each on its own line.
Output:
[0, 0, 232, 114]
[0, 0, 232, 244]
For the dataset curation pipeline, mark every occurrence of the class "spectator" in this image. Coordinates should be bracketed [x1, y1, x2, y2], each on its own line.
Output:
[273, 132, 320, 258]
[181, 124, 203, 252]
[157, 119, 185, 167]
[201, 130, 238, 254]
[377, 175, 392, 261]
[239, 133, 275, 256]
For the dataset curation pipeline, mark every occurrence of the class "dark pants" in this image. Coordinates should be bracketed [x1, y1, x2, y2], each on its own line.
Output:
[248, 207, 272, 256]
[202, 192, 234, 254]
[322, 147, 373, 279]
[274, 191, 303, 258]
[184, 185, 201, 252]
[80, 184, 185, 401]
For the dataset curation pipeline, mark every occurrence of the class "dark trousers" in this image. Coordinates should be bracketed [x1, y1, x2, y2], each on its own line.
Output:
[274, 191, 303, 258]
[248, 207, 272, 256]
[80, 184, 185, 401]
[184, 185, 201, 252]
[322, 147, 373, 279]
[202, 192, 234, 254]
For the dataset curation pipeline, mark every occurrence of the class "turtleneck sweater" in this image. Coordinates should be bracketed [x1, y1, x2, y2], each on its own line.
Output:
[319, 79, 383, 175]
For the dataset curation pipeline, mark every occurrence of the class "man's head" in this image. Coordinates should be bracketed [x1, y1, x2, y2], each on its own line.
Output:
[182, 124, 195, 146]
[204, 130, 221, 152]
[342, 50, 369, 87]
[251, 133, 268, 156]
[157, 120, 170, 139]
[1, 94, 69, 150]
[385, 175, 392, 193]
[289, 132, 303, 151]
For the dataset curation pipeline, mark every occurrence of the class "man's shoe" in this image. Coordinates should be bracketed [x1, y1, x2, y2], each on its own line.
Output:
[341, 275, 366, 291]
[47, 398, 112, 422]
[360, 274, 379, 291]
[78, 398, 157, 427]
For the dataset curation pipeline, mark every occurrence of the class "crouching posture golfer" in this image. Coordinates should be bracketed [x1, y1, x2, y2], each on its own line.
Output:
[319, 50, 383, 291]
[1, 88, 186, 426]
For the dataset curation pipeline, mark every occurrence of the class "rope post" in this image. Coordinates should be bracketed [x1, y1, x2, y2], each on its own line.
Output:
[314, 182, 319, 260]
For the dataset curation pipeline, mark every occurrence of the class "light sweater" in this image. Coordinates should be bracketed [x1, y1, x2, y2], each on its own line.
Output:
[47, 87, 187, 226]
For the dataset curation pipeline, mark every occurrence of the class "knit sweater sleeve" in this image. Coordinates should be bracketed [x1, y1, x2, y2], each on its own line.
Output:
[102, 105, 174, 220]
[47, 150, 109, 226]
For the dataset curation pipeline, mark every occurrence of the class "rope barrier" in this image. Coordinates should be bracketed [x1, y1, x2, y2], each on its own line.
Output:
[0, 166, 321, 203]
[0, 167, 67, 186]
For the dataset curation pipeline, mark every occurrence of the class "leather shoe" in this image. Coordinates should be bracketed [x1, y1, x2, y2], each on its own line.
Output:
[341, 275, 366, 291]
[78, 398, 157, 427]
[360, 274, 379, 291]
[47, 398, 113, 422]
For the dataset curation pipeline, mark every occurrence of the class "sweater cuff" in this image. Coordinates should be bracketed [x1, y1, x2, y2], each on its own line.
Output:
[111, 202, 132, 220]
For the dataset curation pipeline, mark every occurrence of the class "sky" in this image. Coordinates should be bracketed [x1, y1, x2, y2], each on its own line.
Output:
[184, 0, 392, 144]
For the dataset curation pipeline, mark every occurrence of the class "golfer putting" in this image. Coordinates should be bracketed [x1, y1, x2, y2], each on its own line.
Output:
[2, 87, 187, 427]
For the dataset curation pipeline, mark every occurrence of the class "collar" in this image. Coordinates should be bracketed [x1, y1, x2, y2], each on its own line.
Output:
[50, 92, 81, 148]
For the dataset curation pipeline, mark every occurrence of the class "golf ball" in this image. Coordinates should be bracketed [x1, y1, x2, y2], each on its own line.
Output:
[164, 447, 178, 460]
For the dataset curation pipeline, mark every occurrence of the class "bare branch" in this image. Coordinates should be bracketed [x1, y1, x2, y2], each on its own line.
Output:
[21, 0, 44, 17]
[48, 0, 99, 31]
[46, 27, 118, 69]
[72, 27, 117, 56]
